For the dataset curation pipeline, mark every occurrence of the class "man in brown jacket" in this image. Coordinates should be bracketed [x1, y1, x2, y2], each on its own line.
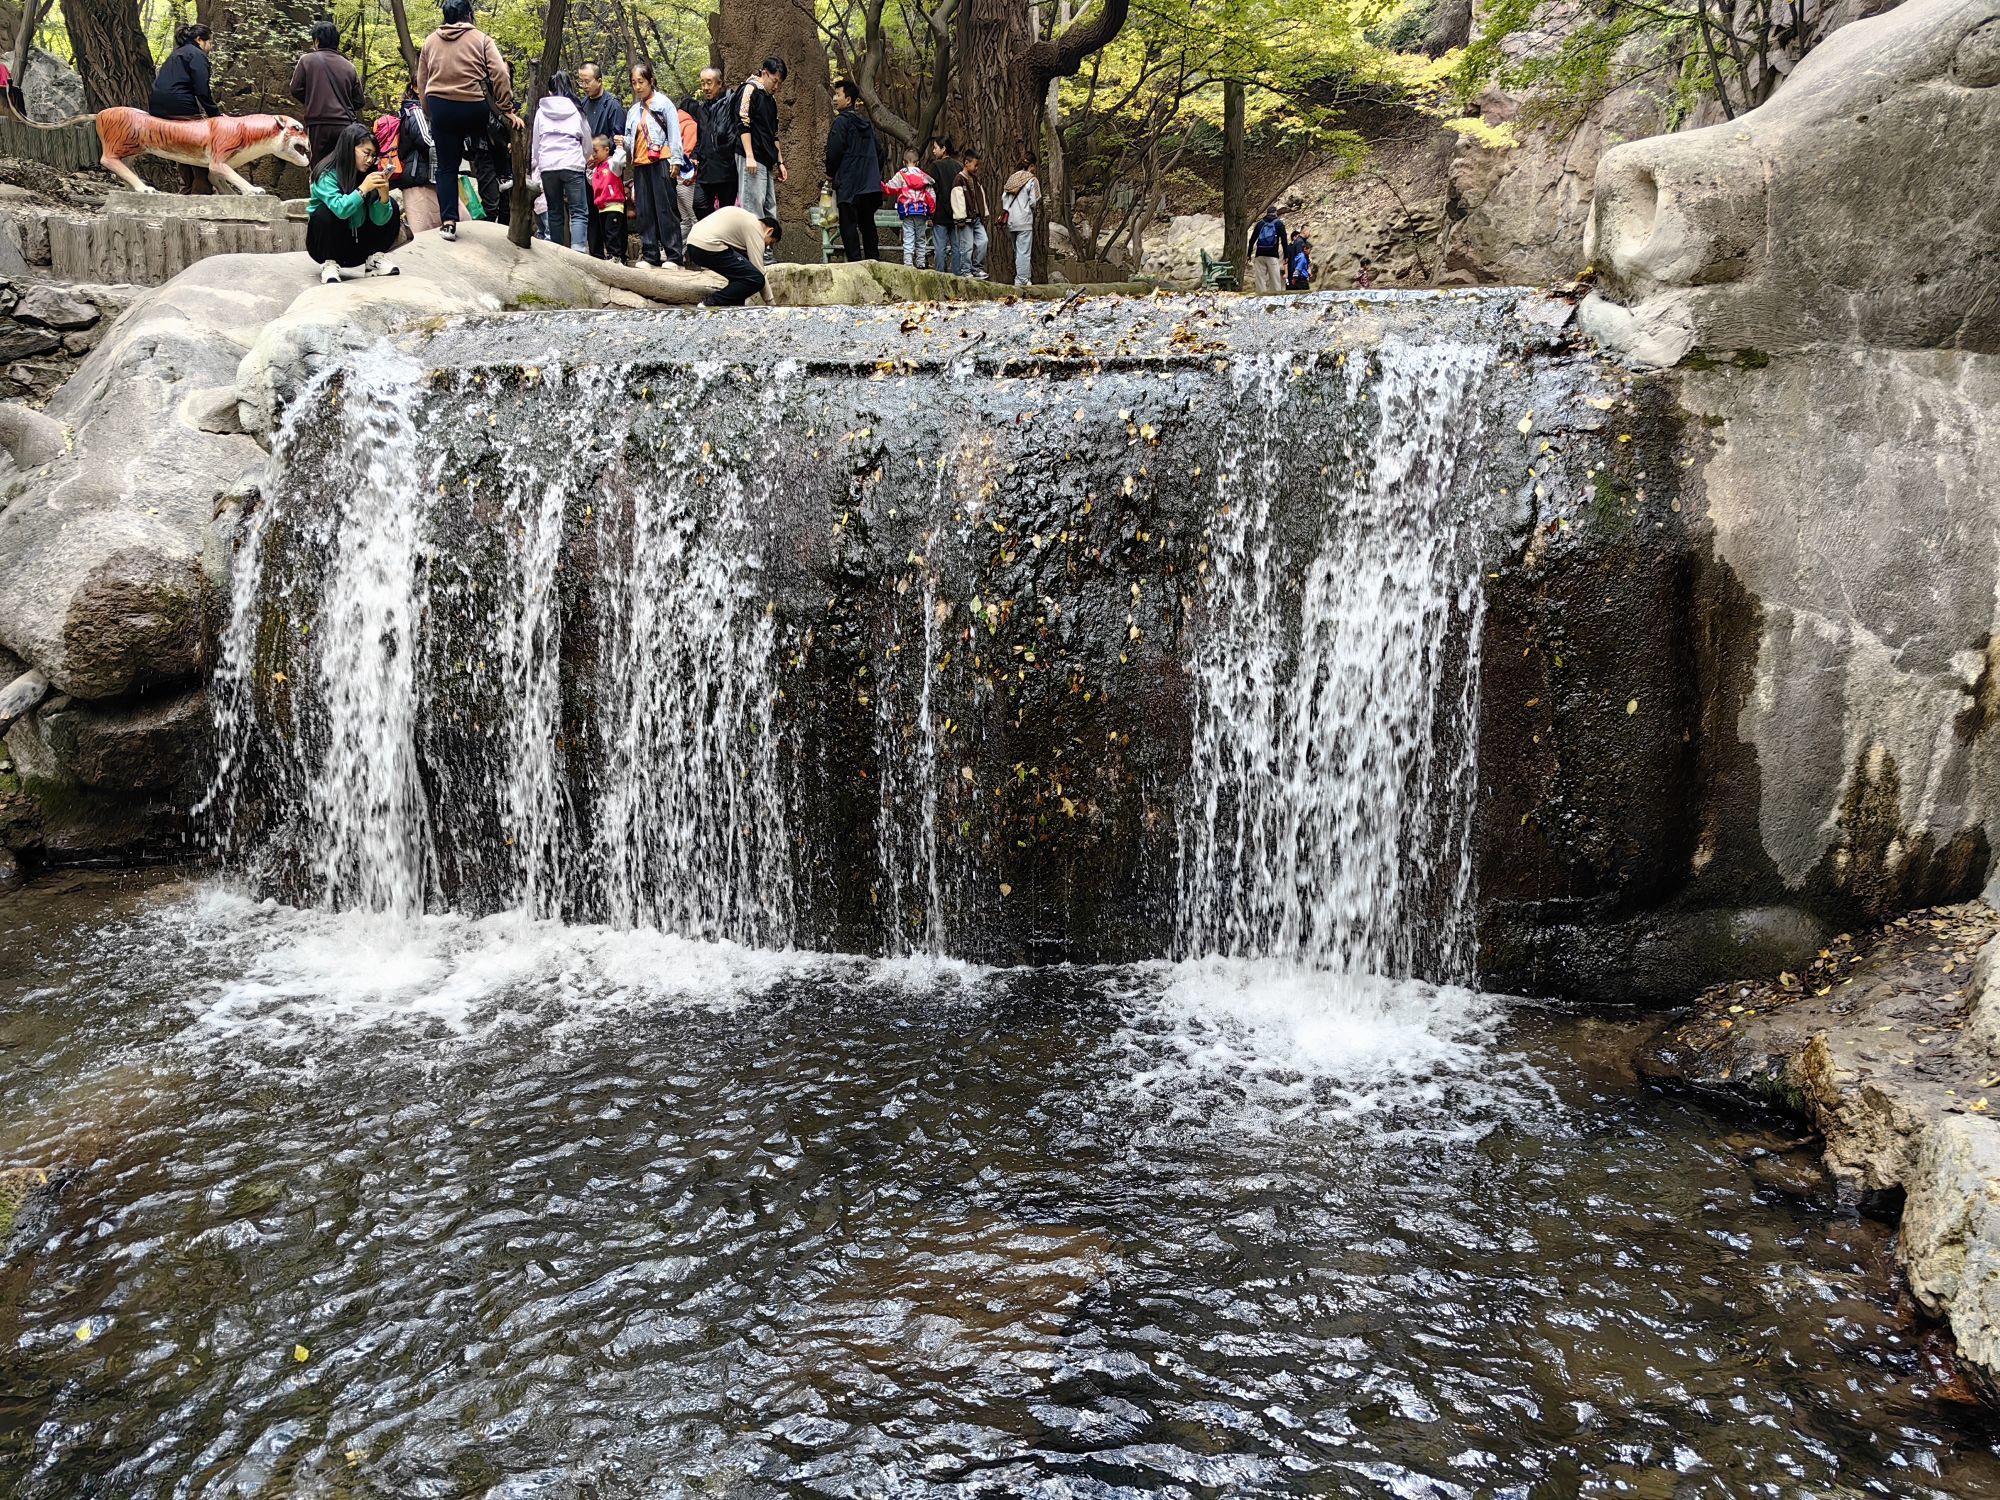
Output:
[289, 20, 365, 167]
[415, 0, 521, 239]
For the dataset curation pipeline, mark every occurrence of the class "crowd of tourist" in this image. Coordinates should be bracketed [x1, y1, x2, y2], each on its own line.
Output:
[274, 2, 1050, 301]
[140, 7, 1353, 300]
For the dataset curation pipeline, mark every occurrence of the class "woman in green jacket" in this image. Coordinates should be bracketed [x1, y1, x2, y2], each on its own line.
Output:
[307, 121, 404, 284]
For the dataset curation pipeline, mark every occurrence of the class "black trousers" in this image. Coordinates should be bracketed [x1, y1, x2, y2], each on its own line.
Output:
[837, 192, 883, 262]
[428, 96, 490, 224]
[696, 178, 733, 217]
[306, 202, 402, 266]
[631, 163, 683, 265]
[307, 119, 353, 170]
[686, 242, 765, 306]
[598, 208, 627, 261]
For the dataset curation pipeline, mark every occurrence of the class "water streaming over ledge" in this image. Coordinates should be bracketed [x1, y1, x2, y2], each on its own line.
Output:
[207, 298, 1518, 973]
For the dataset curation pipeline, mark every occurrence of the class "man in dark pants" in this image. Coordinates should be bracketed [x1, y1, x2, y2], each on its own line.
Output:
[290, 19, 365, 168]
[575, 62, 625, 257]
[824, 78, 884, 262]
[690, 67, 735, 218]
[684, 206, 779, 305]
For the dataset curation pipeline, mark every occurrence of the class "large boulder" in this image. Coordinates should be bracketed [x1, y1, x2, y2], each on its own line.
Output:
[1582, 0, 2000, 364]
[0, 254, 307, 701]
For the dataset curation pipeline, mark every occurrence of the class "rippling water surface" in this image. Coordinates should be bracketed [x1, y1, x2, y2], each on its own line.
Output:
[2, 873, 1997, 1498]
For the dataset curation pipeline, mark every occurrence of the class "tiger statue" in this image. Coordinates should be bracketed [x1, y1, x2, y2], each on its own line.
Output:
[91, 107, 311, 195]
[0, 96, 310, 195]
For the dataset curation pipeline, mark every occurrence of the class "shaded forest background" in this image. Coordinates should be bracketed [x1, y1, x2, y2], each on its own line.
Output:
[0, 0, 1809, 278]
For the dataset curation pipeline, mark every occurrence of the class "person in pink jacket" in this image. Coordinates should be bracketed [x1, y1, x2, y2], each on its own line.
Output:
[531, 72, 593, 252]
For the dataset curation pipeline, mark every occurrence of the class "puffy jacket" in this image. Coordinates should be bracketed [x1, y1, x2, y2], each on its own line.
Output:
[823, 107, 882, 204]
[397, 100, 435, 187]
[531, 93, 590, 176]
[416, 23, 512, 109]
[1003, 170, 1038, 231]
[149, 43, 217, 119]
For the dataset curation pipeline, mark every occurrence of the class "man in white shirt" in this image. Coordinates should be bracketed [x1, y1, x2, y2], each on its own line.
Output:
[685, 206, 781, 305]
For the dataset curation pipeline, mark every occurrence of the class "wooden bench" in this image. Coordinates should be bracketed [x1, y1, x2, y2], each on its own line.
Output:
[807, 202, 910, 262]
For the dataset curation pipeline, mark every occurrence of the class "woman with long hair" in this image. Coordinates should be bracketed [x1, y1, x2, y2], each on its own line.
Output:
[305, 120, 402, 283]
[148, 23, 218, 193]
[415, 0, 521, 242]
[625, 61, 685, 267]
[530, 69, 592, 252]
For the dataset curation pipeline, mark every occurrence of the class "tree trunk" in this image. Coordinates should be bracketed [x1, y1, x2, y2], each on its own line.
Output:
[62, 0, 153, 109]
[384, 0, 417, 78]
[955, 0, 1127, 281]
[711, 0, 831, 241]
[510, 0, 568, 248]
[1221, 77, 1245, 286]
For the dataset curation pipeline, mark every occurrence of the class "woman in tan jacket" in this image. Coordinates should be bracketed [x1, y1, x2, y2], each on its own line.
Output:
[416, 0, 522, 240]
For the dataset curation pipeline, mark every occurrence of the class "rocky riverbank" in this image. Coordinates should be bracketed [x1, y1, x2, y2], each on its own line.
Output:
[1639, 900, 2000, 1398]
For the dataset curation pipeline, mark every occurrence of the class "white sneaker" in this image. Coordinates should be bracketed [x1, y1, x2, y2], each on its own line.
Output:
[440, 220, 457, 242]
[320, 261, 341, 285]
[362, 254, 400, 278]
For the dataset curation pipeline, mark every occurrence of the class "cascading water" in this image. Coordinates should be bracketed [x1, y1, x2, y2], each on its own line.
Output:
[209, 346, 794, 943]
[208, 301, 1508, 969]
[1174, 342, 1493, 982]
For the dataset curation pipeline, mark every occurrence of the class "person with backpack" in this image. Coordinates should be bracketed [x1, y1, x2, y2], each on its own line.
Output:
[290, 20, 365, 170]
[691, 67, 736, 217]
[927, 137, 961, 275]
[416, 0, 521, 242]
[1286, 232, 1313, 291]
[823, 78, 884, 263]
[626, 61, 686, 266]
[306, 120, 401, 283]
[388, 86, 438, 232]
[530, 72, 592, 252]
[1001, 157, 1039, 286]
[883, 150, 934, 268]
[1246, 205, 1290, 293]
[734, 57, 787, 224]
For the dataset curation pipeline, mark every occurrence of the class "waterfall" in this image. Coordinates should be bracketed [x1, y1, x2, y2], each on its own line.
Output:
[1173, 340, 1494, 981]
[209, 303, 1514, 967]
[209, 347, 795, 943]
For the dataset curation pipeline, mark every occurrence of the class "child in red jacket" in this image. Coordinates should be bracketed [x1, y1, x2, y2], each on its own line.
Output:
[589, 136, 628, 262]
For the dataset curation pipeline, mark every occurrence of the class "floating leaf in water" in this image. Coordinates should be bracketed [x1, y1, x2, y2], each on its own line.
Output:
[1587, 397, 1615, 410]
[75, 1322, 92, 1343]
[1626, 699, 1639, 715]
[1517, 413, 1533, 434]
[999, 883, 1013, 897]
[294, 1344, 310, 1363]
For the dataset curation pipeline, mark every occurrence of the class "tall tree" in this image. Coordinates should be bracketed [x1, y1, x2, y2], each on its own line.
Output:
[63, 0, 154, 109]
[509, 0, 568, 246]
[711, 0, 831, 231]
[955, 0, 1128, 281]
[1221, 76, 1245, 285]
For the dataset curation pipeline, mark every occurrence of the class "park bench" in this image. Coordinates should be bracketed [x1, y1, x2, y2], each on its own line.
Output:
[1200, 248, 1237, 290]
[806, 203, 910, 263]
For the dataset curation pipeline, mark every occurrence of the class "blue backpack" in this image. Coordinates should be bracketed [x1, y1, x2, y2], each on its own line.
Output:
[1255, 217, 1282, 253]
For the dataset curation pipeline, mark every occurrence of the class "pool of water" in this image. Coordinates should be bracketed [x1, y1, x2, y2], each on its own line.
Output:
[1, 872, 1996, 1498]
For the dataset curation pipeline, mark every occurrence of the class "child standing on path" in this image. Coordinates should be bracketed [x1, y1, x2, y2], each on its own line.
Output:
[589, 136, 628, 262]
[885, 152, 935, 268]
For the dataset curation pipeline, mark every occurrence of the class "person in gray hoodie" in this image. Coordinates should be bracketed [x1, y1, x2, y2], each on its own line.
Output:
[531, 73, 592, 252]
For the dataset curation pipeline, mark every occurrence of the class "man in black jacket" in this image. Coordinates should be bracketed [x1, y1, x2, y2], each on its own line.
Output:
[734, 57, 786, 223]
[927, 137, 961, 275]
[690, 67, 735, 218]
[575, 62, 625, 257]
[824, 79, 883, 262]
